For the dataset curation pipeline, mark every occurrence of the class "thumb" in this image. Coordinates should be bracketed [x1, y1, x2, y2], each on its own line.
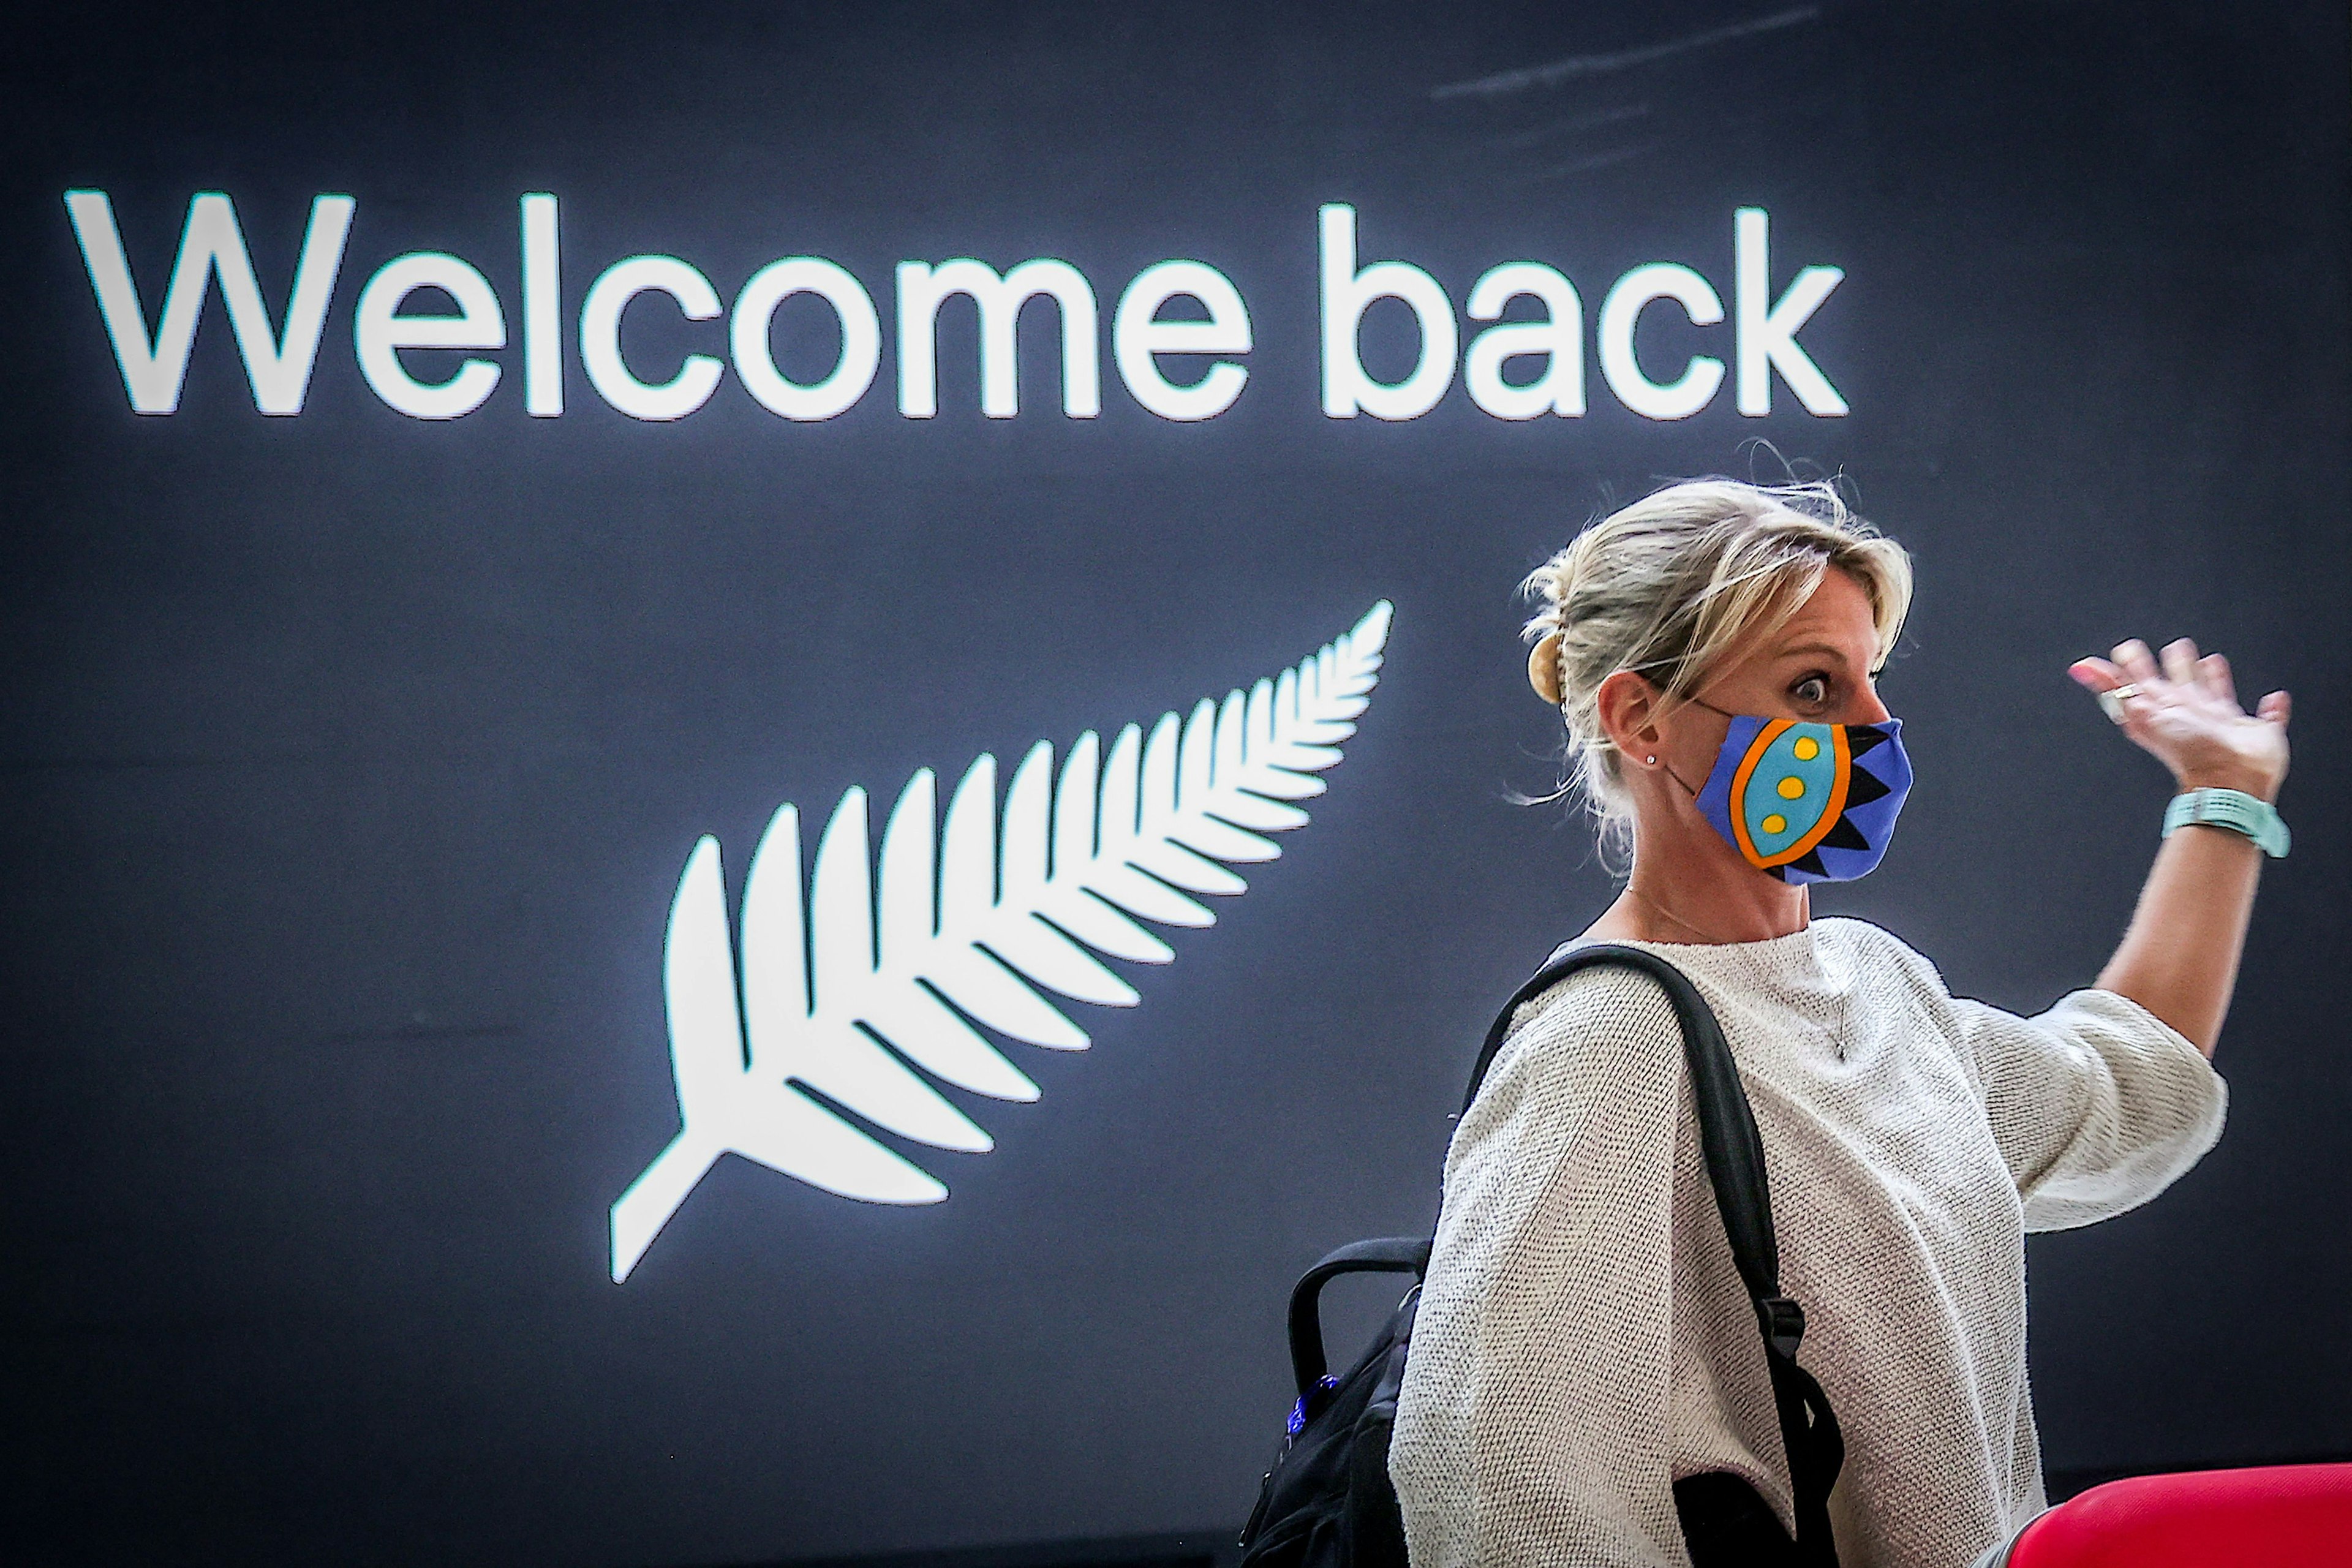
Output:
[2258, 690, 2291, 726]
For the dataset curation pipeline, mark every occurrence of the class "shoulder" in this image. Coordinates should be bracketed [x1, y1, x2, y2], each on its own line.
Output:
[1480, 951, 1688, 1107]
[1449, 952, 1689, 1182]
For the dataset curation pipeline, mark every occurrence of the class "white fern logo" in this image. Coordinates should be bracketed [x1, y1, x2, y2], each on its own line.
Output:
[609, 602, 1393, 1281]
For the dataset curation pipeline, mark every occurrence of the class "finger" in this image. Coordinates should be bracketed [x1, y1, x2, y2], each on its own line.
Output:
[2078, 655, 2145, 726]
[2160, 637, 2201, 687]
[2200, 651, 2239, 708]
[2258, 690, 2291, 727]
[2068, 656, 2124, 692]
[2113, 639, 2163, 686]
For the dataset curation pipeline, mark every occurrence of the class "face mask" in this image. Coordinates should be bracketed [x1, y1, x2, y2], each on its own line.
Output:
[1688, 712, 1913, 884]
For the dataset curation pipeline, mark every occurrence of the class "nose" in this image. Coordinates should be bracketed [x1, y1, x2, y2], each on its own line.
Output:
[1846, 680, 1891, 726]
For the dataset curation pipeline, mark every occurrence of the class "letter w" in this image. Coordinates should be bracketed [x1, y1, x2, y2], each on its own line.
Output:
[64, 190, 355, 415]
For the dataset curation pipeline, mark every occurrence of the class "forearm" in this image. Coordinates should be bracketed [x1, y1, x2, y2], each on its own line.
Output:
[2095, 821, 2263, 1057]
[2071, 636, 2289, 1058]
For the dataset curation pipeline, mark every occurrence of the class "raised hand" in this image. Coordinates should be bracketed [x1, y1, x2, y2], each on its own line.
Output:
[2068, 638, 2290, 802]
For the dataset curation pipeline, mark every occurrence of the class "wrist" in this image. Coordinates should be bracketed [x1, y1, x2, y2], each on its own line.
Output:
[2173, 767, 2279, 803]
[2163, 786, 2291, 858]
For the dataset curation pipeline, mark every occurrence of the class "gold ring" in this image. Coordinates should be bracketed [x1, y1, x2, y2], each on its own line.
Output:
[2097, 683, 2139, 724]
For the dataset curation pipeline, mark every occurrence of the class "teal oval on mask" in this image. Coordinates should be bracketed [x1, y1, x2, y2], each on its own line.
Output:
[1738, 721, 1841, 862]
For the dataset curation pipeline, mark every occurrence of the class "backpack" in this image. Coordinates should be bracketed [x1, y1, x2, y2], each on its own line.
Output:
[1236, 943, 1846, 1568]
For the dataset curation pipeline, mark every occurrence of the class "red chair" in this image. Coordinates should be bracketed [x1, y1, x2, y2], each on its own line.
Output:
[2000, 1464, 2352, 1566]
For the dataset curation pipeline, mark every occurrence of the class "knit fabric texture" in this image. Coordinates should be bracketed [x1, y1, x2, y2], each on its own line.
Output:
[1388, 918, 2226, 1568]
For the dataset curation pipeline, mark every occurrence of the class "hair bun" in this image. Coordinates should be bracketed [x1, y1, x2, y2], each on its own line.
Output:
[1527, 630, 1566, 705]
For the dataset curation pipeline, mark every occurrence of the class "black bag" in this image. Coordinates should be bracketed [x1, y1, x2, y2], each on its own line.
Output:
[1238, 944, 1846, 1568]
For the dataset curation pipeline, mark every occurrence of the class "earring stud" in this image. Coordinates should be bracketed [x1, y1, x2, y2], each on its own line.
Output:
[1645, 755, 1657, 765]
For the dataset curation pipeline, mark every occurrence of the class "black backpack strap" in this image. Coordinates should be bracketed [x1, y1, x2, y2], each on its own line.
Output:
[1462, 943, 1845, 1566]
[1286, 1235, 1431, 1395]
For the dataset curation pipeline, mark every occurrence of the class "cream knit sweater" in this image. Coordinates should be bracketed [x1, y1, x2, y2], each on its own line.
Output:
[1389, 918, 2226, 1568]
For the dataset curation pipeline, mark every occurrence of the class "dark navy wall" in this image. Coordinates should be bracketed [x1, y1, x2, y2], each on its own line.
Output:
[2, 2, 2345, 1563]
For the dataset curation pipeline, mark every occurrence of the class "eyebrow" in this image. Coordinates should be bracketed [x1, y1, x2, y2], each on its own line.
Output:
[1772, 641, 1861, 665]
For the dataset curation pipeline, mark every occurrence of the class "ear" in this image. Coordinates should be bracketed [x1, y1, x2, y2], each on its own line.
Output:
[1594, 669, 1664, 763]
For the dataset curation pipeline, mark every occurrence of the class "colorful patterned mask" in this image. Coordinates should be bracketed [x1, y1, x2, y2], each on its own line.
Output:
[1692, 715, 1912, 883]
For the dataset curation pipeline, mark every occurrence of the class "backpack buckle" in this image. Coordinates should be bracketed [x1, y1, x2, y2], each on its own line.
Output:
[1759, 1295, 1806, 1359]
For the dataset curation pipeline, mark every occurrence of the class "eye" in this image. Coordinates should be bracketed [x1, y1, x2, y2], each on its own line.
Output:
[1790, 673, 1831, 707]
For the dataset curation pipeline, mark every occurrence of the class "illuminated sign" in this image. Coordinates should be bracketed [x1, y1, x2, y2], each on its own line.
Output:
[65, 192, 1847, 423]
[608, 603, 1393, 1281]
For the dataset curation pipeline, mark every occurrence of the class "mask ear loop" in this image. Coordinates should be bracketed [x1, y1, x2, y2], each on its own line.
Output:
[1659, 756, 1708, 801]
[1651, 686, 1725, 802]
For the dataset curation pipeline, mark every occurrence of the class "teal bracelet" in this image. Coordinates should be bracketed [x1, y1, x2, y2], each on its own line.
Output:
[2162, 788, 2290, 858]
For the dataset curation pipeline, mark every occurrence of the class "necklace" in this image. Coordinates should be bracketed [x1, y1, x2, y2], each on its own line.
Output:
[1627, 884, 1724, 944]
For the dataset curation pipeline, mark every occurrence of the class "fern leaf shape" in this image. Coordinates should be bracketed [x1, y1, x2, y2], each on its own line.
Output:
[610, 601, 1392, 1281]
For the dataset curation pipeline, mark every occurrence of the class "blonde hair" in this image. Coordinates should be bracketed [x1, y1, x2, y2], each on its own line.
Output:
[1521, 478, 1913, 867]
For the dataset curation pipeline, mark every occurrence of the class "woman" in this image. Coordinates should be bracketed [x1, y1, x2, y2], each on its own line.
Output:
[1387, 480, 2290, 1567]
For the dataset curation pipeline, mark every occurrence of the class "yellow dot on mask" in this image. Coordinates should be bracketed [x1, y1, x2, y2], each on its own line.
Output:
[1762, 814, 1789, 834]
[1777, 775, 1806, 799]
[1792, 736, 1820, 761]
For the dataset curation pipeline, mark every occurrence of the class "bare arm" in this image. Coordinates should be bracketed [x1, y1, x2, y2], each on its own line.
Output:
[2069, 638, 2291, 1058]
